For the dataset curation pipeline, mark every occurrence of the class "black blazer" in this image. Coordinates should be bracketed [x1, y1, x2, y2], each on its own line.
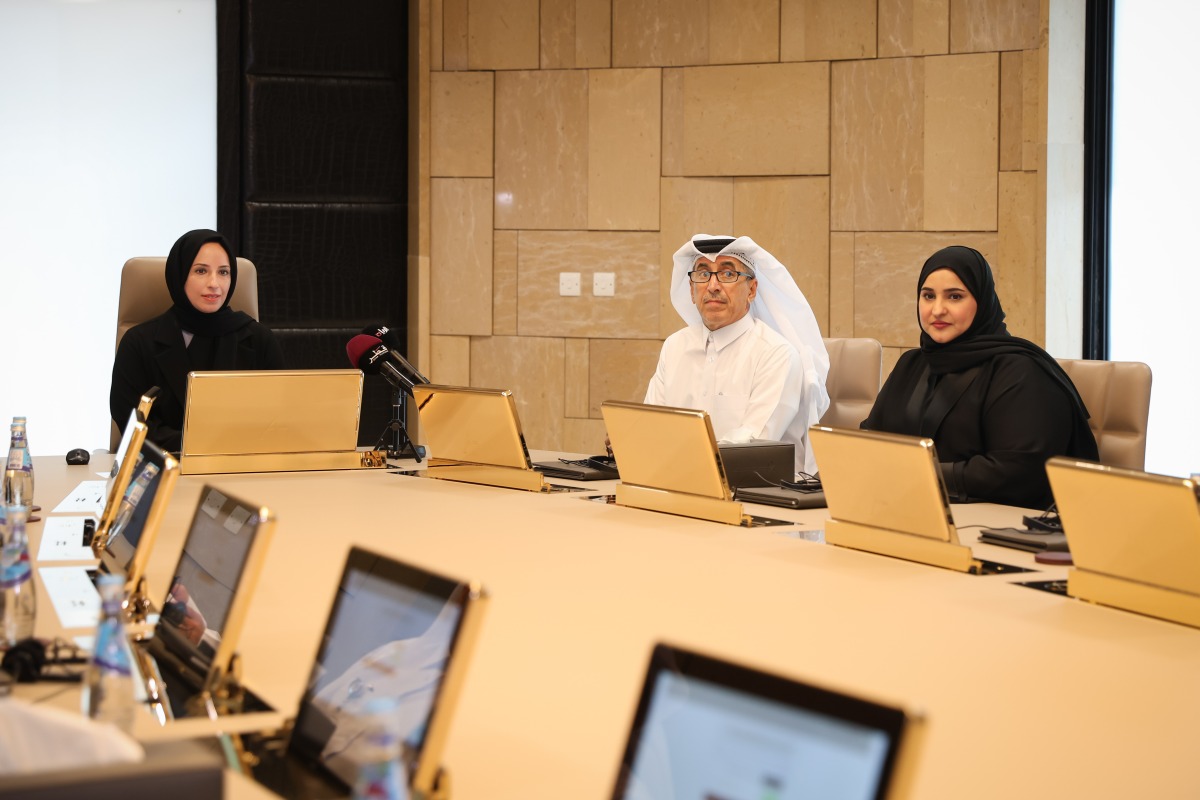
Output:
[110, 311, 284, 452]
[863, 350, 1098, 509]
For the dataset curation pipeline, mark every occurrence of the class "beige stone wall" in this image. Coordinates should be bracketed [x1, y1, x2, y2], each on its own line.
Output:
[417, 0, 1047, 453]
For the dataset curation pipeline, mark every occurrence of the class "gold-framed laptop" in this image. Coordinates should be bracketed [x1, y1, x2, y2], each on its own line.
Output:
[133, 486, 277, 722]
[247, 546, 488, 800]
[179, 369, 386, 474]
[96, 409, 150, 546]
[412, 384, 552, 492]
[611, 643, 923, 800]
[99, 438, 180, 621]
[810, 426, 980, 573]
[1046, 457, 1200, 628]
[600, 400, 751, 526]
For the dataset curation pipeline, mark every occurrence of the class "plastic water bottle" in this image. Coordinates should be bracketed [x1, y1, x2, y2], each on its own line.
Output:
[0, 505, 36, 645]
[3, 422, 33, 508]
[104, 457, 158, 550]
[81, 573, 137, 732]
[11, 417, 33, 501]
[351, 697, 409, 800]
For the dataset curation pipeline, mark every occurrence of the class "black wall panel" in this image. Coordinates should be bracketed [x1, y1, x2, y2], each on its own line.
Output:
[218, 0, 408, 446]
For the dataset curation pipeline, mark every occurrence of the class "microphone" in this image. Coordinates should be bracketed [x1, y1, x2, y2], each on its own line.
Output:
[346, 334, 427, 395]
[359, 325, 430, 385]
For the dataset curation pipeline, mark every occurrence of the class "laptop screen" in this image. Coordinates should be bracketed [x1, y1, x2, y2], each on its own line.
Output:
[155, 486, 272, 682]
[612, 645, 911, 800]
[288, 547, 484, 790]
[99, 438, 178, 590]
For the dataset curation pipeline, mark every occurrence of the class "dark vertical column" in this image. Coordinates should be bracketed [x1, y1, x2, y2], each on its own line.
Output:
[1082, 0, 1114, 360]
[217, 0, 408, 444]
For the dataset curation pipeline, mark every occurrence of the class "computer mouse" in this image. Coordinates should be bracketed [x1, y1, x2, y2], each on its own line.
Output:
[65, 448, 90, 466]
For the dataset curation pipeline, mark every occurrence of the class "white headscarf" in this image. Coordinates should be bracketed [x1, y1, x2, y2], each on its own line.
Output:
[671, 234, 831, 432]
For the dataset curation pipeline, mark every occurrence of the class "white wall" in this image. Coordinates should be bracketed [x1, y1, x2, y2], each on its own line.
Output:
[1109, 0, 1200, 477]
[0, 0, 216, 456]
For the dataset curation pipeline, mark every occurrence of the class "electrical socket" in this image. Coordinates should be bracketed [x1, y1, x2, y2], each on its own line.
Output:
[593, 272, 616, 296]
[559, 272, 581, 296]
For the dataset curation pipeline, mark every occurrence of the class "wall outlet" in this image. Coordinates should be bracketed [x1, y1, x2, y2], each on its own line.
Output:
[559, 272, 581, 296]
[593, 272, 616, 296]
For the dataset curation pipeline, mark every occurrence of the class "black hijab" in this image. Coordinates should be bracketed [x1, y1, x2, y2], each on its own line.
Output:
[165, 229, 253, 338]
[915, 245, 1092, 418]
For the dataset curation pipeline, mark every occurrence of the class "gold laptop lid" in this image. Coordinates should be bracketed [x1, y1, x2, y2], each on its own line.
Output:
[181, 370, 363, 457]
[412, 385, 532, 469]
[1046, 458, 1200, 594]
[601, 401, 732, 502]
[810, 426, 957, 543]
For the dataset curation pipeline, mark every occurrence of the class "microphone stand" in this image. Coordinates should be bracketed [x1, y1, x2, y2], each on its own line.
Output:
[375, 386, 425, 462]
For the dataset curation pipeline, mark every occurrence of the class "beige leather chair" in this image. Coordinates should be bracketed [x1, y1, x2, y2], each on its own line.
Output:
[110, 256, 260, 449]
[819, 337, 883, 429]
[1056, 358, 1152, 470]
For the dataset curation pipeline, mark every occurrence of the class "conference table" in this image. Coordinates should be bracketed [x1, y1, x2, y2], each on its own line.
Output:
[16, 453, 1200, 799]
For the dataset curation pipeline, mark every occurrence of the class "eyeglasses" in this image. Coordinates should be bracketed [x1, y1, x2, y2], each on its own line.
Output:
[688, 269, 755, 284]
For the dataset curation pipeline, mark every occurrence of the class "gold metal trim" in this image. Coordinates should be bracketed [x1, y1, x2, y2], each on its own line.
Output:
[423, 463, 549, 492]
[201, 504, 278, 700]
[180, 450, 389, 475]
[122, 449, 180, 607]
[94, 419, 148, 551]
[410, 582, 488, 796]
[1068, 569, 1200, 629]
[824, 519, 979, 573]
[615, 483, 749, 527]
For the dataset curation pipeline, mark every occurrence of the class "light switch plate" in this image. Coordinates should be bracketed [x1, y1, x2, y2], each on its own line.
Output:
[593, 272, 615, 296]
[559, 272, 581, 296]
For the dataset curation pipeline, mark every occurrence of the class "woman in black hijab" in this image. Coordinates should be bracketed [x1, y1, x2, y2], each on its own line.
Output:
[109, 229, 284, 452]
[861, 245, 1097, 508]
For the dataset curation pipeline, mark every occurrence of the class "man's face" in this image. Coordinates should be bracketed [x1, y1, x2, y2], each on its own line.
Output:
[691, 255, 757, 331]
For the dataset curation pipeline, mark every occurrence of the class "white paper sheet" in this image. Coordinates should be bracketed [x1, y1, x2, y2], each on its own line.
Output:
[38, 566, 101, 630]
[35, 516, 99, 562]
[51, 480, 108, 515]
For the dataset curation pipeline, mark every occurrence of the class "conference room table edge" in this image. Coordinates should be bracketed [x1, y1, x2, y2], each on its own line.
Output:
[12, 453, 1200, 800]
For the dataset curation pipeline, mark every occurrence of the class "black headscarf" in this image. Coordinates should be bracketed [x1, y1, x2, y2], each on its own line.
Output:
[165, 229, 253, 338]
[916, 245, 1091, 417]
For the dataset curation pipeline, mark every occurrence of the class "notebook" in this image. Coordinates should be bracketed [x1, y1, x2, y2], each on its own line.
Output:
[809, 426, 979, 573]
[1045, 457, 1200, 627]
[412, 384, 553, 491]
[180, 369, 382, 474]
[248, 546, 488, 799]
[611, 643, 919, 800]
[133, 485, 276, 720]
[532, 455, 620, 482]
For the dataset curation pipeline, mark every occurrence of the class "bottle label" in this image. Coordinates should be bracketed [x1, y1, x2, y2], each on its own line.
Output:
[5, 450, 21, 470]
[0, 543, 31, 588]
[93, 624, 133, 676]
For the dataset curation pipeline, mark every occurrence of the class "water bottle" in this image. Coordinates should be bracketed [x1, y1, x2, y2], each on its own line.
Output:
[103, 456, 158, 550]
[3, 422, 33, 508]
[0, 505, 36, 645]
[11, 417, 33, 504]
[351, 697, 409, 800]
[81, 573, 137, 732]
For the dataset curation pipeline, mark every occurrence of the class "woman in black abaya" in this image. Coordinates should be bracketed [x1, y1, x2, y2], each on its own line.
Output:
[861, 245, 1098, 508]
[109, 229, 284, 452]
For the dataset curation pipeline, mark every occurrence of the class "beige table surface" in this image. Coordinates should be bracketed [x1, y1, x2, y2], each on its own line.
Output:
[17, 453, 1200, 799]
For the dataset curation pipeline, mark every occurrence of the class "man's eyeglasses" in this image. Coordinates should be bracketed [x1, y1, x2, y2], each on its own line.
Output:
[688, 269, 754, 284]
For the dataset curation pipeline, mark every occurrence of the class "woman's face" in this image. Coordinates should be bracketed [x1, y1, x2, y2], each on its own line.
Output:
[919, 268, 977, 344]
[184, 241, 232, 314]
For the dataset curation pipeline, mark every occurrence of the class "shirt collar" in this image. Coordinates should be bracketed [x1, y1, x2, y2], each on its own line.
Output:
[698, 313, 755, 352]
